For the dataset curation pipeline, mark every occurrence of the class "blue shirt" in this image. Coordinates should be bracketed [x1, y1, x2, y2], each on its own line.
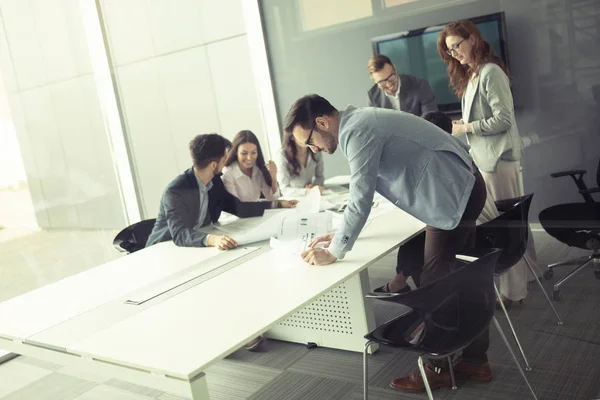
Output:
[328, 106, 475, 260]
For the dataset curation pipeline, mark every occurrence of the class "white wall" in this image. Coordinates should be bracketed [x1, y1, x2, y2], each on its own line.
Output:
[100, 0, 270, 218]
[0, 0, 127, 229]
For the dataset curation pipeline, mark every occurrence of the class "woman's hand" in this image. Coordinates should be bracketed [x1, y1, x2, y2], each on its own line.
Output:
[266, 160, 277, 181]
[306, 184, 325, 194]
[452, 120, 472, 136]
[452, 120, 466, 136]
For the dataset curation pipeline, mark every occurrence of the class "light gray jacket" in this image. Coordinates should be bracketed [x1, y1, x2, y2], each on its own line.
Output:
[328, 106, 476, 260]
[462, 63, 523, 173]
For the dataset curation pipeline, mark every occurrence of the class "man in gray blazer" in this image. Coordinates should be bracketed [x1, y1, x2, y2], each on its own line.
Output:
[146, 134, 283, 250]
[367, 55, 438, 116]
[283, 94, 490, 393]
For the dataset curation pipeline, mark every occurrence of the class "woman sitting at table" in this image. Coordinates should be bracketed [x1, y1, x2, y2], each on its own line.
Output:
[277, 131, 325, 197]
[222, 130, 288, 204]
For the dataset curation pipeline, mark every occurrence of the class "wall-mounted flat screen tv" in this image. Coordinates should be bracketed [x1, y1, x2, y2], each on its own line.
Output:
[372, 12, 509, 113]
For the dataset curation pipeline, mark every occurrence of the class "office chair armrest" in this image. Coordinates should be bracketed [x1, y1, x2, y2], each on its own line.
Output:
[550, 169, 586, 178]
[580, 187, 600, 195]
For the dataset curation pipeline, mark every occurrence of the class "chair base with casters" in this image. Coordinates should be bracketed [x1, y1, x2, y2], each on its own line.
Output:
[545, 249, 600, 301]
[539, 202, 600, 301]
[361, 250, 538, 400]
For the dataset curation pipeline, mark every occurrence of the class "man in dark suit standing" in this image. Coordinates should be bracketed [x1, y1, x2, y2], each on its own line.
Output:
[367, 55, 438, 117]
[146, 133, 296, 250]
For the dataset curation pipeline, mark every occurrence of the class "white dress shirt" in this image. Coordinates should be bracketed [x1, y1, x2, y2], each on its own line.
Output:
[221, 162, 280, 202]
[384, 77, 402, 111]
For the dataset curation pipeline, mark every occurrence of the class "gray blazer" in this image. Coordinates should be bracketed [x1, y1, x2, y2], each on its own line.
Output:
[462, 63, 523, 173]
[327, 106, 476, 260]
[145, 168, 271, 248]
[367, 74, 438, 116]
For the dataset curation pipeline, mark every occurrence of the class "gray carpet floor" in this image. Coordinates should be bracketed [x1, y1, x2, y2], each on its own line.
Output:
[0, 230, 599, 400]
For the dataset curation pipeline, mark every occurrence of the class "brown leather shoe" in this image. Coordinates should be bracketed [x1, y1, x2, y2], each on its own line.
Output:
[389, 364, 453, 392]
[453, 361, 492, 383]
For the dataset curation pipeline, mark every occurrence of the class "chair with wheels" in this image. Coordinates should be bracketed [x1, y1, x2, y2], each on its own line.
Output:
[539, 158, 600, 300]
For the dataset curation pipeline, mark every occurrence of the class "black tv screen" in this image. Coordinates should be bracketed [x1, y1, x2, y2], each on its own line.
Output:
[372, 12, 509, 113]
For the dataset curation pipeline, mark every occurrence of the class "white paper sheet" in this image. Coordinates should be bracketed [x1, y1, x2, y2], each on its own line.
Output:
[294, 186, 321, 214]
[202, 209, 294, 245]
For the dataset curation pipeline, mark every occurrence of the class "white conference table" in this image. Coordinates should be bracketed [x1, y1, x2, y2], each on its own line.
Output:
[0, 197, 425, 399]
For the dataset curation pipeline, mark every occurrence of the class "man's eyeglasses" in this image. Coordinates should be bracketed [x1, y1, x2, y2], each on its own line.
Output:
[375, 71, 398, 87]
[305, 121, 316, 149]
[446, 38, 467, 56]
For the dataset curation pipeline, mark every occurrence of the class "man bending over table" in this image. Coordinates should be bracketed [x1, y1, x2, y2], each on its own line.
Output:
[283, 95, 490, 393]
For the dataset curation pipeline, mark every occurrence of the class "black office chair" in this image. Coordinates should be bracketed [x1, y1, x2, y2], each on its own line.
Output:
[548, 157, 600, 206]
[363, 249, 537, 400]
[458, 195, 563, 373]
[113, 219, 157, 254]
[539, 158, 600, 300]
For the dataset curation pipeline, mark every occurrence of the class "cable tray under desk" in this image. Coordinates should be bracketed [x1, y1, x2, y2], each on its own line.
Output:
[266, 269, 378, 353]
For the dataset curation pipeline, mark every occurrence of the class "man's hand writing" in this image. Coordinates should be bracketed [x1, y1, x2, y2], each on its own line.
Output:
[309, 233, 334, 248]
[301, 248, 337, 265]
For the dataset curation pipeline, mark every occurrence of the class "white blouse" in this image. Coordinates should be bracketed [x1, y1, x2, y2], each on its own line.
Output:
[277, 148, 325, 197]
[221, 162, 280, 202]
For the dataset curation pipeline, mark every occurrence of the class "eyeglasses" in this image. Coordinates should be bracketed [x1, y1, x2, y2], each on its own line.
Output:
[305, 121, 316, 150]
[446, 38, 466, 56]
[375, 71, 398, 87]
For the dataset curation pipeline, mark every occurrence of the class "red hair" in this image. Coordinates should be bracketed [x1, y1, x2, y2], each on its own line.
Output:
[437, 19, 509, 97]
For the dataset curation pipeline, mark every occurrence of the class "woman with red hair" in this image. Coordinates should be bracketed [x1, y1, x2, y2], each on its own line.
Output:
[437, 18, 533, 303]
[389, 20, 529, 394]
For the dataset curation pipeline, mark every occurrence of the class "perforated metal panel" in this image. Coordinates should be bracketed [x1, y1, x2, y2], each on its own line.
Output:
[267, 270, 378, 353]
[278, 284, 353, 334]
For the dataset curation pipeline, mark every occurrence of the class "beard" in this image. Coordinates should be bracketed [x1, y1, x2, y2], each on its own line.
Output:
[324, 135, 337, 154]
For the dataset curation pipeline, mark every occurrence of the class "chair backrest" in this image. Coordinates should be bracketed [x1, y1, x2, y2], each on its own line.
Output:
[369, 249, 500, 354]
[474, 194, 534, 275]
[113, 219, 157, 254]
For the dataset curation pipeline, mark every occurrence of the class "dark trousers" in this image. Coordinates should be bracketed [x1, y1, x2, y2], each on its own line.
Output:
[396, 168, 489, 364]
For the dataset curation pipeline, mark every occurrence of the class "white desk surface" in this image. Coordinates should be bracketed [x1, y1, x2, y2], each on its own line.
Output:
[0, 242, 242, 340]
[67, 208, 424, 380]
[0, 197, 425, 382]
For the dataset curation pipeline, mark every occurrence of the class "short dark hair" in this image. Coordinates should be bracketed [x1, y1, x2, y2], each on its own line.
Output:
[423, 111, 453, 134]
[367, 55, 393, 73]
[189, 133, 232, 169]
[283, 94, 337, 135]
[225, 130, 273, 187]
